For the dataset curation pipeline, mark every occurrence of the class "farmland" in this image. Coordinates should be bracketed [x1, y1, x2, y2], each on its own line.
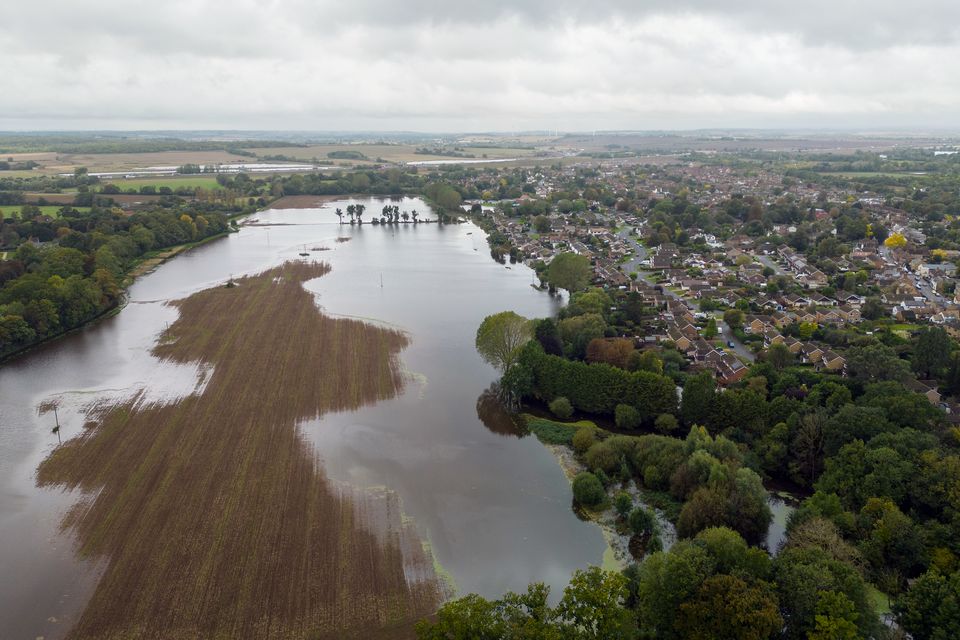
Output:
[36, 260, 441, 639]
[98, 176, 223, 191]
[0, 205, 90, 218]
[244, 143, 541, 165]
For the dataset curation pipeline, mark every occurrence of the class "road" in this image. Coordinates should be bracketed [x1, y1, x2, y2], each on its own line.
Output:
[617, 227, 648, 274]
[612, 225, 756, 363]
[757, 255, 786, 276]
[715, 316, 756, 362]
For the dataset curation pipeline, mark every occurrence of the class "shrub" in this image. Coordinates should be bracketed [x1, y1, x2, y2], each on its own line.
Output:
[629, 506, 658, 536]
[549, 396, 574, 420]
[585, 441, 621, 474]
[655, 413, 679, 434]
[572, 427, 596, 454]
[614, 492, 633, 518]
[527, 418, 578, 446]
[572, 472, 605, 507]
[615, 404, 642, 430]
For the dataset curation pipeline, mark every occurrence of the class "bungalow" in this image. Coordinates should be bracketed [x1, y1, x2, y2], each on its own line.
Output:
[782, 294, 809, 309]
[906, 379, 942, 405]
[782, 336, 803, 353]
[716, 353, 749, 385]
[819, 351, 846, 372]
[770, 311, 794, 329]
[667, 329, 693, 351]
[745, 315, 772, 334]
[762, 328, 784, 346]
[800, 343, 824, 364]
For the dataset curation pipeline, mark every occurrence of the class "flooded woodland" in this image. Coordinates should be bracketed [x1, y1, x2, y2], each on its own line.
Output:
[0, 198, 609, 639]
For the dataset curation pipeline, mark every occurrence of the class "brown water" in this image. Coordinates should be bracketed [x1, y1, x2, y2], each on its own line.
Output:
[0, 197, 609, 638]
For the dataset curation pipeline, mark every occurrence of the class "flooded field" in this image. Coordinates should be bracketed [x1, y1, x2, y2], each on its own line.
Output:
[0, 197, 609, 638]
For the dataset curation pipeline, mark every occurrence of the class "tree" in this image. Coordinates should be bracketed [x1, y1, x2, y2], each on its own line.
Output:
[614, 492, 633, 519]
[682, 372, 716, 426]
[415, 593, 506, 640]
[572, 427, 596, 454]
[415, 567, 634, 640]
[572, 472, 605, 507]
[845, 343, 911, 383]
[860, 296, 885, 320]
[766, 342, 793, 371]
[475, 311, 532, 373]
[655, 413, 679, 434]
[629, 506, 657, 536]
[632, 350, 663, 374]
[534, 318, 564, 356]
[547, 253, 592, 293]
[586, 338, 634, 369]
[895, 570, 960, 640]
[549, 396, 574, 419]
[558, 314, 606, 359]
[703, 318, 718, 339]
[790, 410, 827, 487]
[615, 403, 642, 429]
[533, 215, 551, 233]
[674, 575, 782, 640]
[554, 567, 637, 640]
[884, 232, 907, 249]
[723, 309, 745, 330]
[913, 327, 952, 379]
[808, 591, 860, 640]
[773, 547, 878, 640]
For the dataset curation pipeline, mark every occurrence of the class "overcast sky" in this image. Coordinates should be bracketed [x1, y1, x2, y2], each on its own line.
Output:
[2, 1, 959, 132]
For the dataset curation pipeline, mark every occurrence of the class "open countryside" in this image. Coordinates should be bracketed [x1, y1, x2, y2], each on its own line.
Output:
[3, 1, 960, 639]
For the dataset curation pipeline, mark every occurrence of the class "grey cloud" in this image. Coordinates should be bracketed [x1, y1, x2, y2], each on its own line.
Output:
[0, 1, 958, 130]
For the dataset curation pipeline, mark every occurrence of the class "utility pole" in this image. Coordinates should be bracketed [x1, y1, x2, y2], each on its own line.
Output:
[52, 406, 61, 445]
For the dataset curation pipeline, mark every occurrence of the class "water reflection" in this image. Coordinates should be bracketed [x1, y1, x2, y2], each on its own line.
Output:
[476, 385, 524, 438]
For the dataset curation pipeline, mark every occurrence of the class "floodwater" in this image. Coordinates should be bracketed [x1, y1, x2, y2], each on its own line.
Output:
[0, 197, 608, 638]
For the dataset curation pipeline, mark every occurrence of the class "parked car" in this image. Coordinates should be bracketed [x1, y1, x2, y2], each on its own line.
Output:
[727, 341, 736, 348]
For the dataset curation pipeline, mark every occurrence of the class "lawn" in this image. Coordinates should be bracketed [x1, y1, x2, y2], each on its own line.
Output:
[866, 583, 893, 616]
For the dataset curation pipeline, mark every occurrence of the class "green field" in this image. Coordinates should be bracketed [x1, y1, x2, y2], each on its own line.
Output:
[0, 205, 90, 219]
[100, 176, 222, 191]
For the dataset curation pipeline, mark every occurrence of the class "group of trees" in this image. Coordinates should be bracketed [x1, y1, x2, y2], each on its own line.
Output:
[0, 207, 229, 357]
[418, 524, 886, 640]
[474, 288, 960, 637]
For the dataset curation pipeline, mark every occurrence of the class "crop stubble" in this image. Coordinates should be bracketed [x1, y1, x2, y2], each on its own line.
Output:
[37, 261, 441, 639]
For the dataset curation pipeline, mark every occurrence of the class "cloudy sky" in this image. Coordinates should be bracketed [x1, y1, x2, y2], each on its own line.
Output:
[2, 1, 959, 131]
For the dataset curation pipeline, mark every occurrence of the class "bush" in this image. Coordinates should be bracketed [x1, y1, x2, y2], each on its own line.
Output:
[527, 418, 579, 446]
[614, 492, 633, 519]
[654, 413, 679, 434]
[585, 441, 620, 474]
[629, 506, 658, 536]
[572, 472, 605, 507]
[549, 396, 574, 420]
[615, 404, 642, 430]
[572, 427, 596, 454]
